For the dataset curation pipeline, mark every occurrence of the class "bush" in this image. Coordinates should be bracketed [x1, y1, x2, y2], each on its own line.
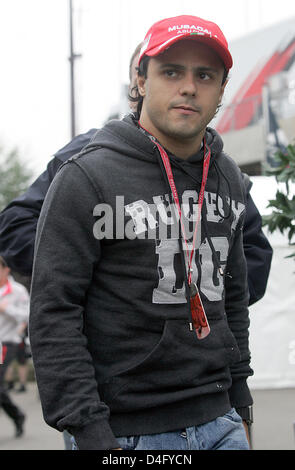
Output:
[0, 145, 33, 211]
[262, 142, 295, 259]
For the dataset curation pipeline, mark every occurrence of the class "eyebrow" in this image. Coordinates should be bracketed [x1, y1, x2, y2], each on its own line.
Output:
[158, 63, 220, 74]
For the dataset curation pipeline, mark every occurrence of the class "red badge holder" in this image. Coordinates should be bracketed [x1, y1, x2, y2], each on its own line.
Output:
[189, 283, 210, 339]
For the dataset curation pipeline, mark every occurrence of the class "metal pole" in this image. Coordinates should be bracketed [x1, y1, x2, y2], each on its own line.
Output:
[68, 0, 81, 139]
[69, 0, 75, 138]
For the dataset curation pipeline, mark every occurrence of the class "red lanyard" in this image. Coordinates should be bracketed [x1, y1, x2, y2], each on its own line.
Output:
[153, 139, 211, 285]
[138, 122, 211, 339]
[0, 280, 11, 297]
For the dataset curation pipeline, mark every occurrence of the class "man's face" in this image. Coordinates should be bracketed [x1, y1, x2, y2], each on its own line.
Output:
[138, 40, 227, 151]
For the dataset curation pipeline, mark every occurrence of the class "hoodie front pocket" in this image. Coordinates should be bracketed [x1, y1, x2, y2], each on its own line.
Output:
[98, 317, 239, 412]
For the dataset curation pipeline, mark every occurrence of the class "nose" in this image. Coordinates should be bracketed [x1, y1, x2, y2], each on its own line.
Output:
[179, 72, 197, 97]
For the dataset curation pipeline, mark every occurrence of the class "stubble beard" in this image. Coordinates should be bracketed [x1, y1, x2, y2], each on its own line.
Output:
[153, 111, 207, 145]
[142, 101, 217, 148]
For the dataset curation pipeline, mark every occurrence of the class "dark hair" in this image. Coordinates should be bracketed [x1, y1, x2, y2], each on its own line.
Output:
[129, 42, 143, 81]
[128, 55, 150, 117]
[128, 54, 229, 117]
[0, 256, 8, 268]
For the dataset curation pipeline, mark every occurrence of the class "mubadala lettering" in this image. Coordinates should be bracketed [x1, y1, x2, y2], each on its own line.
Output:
[168, 24, 217, 38]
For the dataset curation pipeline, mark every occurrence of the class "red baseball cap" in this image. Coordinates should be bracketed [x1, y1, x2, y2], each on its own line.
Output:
[138, 15, 233, 71]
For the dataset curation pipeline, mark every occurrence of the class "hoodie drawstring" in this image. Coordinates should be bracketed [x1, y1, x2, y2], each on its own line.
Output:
[167, 153, 234, 280]
[213, 160, 232, 220]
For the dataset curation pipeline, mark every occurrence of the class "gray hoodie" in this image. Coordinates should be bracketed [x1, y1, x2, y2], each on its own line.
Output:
[29, 114, 253, 450]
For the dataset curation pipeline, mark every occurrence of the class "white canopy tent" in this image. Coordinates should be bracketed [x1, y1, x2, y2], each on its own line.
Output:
[247, 176, 295, 389]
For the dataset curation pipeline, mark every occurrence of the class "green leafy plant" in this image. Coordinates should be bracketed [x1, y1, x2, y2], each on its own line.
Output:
[262, 142, 295, 258]
[0, 144, 33, 211]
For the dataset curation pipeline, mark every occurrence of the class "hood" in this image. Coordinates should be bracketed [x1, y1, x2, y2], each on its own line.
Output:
[83, 114, 156, 163]
[82, 114, 224, 167]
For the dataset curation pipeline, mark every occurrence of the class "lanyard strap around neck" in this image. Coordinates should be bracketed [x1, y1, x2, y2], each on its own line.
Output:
[0, 280, 11, 297]
[153, 139, 211, 285]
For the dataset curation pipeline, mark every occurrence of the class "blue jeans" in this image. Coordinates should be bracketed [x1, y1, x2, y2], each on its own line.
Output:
[116, 408, 249, 450]
[72, 408, 249, 450]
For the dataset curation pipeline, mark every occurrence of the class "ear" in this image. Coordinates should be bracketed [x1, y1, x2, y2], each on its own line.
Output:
[137, 74, 146, 97]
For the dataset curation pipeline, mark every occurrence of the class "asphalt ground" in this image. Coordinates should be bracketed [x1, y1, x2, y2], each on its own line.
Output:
[0, 381, 294, 451]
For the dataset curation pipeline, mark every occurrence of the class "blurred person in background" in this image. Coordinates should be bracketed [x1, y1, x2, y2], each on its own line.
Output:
[0, 256, 29, 437]
[5, 322, 30, 393]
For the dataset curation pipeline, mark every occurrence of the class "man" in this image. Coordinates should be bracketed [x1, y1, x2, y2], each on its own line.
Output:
[0, 256, 29, 437]
[29, 15, 255, 450]
[0, 38, 266, 452]
[0, 45, 272, 306]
